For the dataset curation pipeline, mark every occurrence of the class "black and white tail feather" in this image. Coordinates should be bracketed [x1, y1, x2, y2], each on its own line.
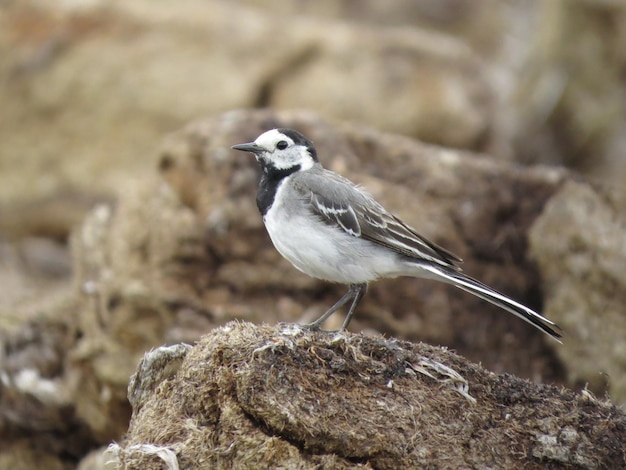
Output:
[418, 264, 561, 340]
[232, 128, 562, 342]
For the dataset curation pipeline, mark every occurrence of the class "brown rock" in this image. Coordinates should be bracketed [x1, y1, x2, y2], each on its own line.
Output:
[148, 109, 568, 380]
[267, 26, 495, 151]
[0, 440, 68, 470]
[0, 315, 96, 465]
[76, 447, 117, 470]
[529, 181, 626, 401]
[114, 322, 626, 469]
[3, 0, 625, 256]
[2, 108, 626, 468]
[0, 0, 501, 211]
[512, 1, 626, 188]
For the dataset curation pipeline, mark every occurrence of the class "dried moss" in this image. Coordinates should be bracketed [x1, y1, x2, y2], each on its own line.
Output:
[115, 322, 625, 469]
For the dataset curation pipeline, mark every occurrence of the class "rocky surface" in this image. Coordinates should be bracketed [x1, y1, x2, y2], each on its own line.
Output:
[114, 322, 626, 469]
[1, 0, 626, 468]
[1, 0, 624, 217]
[529, 181, 626, 401]
[74, 108, 569, 383]
[0, 0, 495, 209]
[2, 108, 625, 468]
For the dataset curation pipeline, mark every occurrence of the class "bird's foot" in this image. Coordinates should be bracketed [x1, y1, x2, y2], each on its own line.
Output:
[301, 322, 347, 334]
[301, 321, 324, 331]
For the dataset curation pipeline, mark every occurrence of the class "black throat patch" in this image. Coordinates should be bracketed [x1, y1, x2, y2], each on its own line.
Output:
[256, 165, 301, 215]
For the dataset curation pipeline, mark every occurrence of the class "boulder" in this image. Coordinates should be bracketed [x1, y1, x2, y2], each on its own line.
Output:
[2, 108, 626, 468]
[114, 322, 626, 469]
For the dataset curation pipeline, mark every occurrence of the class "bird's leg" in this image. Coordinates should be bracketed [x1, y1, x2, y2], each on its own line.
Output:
[340, 283, 367, 331]
[304, 283, 366, 330]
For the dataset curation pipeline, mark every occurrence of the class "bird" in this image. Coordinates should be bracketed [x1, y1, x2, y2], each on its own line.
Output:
[232, 128, 562, 341]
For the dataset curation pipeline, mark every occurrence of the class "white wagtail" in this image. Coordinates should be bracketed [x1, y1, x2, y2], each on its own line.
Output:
[232, 128, 562, 341]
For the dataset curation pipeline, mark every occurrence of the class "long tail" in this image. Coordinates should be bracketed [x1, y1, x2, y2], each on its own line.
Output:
[418, 264, 562, 342]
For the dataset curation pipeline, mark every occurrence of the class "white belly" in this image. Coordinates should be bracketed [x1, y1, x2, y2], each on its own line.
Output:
[263, 193, 405, 284]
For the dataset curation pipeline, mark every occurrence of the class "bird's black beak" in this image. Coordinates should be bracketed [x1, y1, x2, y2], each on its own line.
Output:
[231, 142, 264, 154]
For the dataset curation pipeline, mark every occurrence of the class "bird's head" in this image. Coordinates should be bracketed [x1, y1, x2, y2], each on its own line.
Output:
[232, 128, 318, 174]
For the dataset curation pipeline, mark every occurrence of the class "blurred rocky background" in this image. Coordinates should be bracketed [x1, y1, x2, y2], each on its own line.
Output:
[0, 0, 625, 468]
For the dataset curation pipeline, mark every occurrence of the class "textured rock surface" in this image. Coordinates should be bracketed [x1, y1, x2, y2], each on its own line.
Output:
[73, 108, 568, 383]
[529, 181, 626, 401]
[2, 0, 624, 219]
[1, 1, 626, 466]
[115, 322, 626, 469]
[1, 108, 625, 468]
[0, 0, 496, 208]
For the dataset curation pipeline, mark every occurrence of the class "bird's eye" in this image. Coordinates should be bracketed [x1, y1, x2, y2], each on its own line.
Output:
[276, 141, 288, 150]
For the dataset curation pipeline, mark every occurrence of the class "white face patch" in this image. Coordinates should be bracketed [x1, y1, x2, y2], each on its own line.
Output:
[254, 129, 316, 171]
[254, 129, 292, 150]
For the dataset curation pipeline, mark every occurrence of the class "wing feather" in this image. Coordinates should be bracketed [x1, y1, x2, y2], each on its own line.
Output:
[293, 170, 462, 269]
[311, 193, 361, 237]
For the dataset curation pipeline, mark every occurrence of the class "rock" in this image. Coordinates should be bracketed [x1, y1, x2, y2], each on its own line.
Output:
[267, 25, 495, 151]
[72, 108, 570, 384]
[3, 0, 625, 263]
[0, 440, 67, 470]
[511, 1, 626, 188]
[1, 0, 625, 466]
[0, 316, 97, 465]
[0, 0, 501, 211]
[239, 0, 626, 188]
[2, 108, 625, 467]
[76, 446, 118, 470]
[128, 343, 193, 414]
[237, 0, 503, 40]
[529, 181, 626, 401]
[114, 321, 626, 469]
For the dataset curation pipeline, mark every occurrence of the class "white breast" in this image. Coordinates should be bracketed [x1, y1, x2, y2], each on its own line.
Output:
[263, 179, 406, 284]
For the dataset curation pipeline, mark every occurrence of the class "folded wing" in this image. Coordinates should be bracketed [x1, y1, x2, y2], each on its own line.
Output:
[295, 170, 462, 270]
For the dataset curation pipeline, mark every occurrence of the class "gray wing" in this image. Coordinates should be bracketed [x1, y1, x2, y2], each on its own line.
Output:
[292, 169, 462, 269]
